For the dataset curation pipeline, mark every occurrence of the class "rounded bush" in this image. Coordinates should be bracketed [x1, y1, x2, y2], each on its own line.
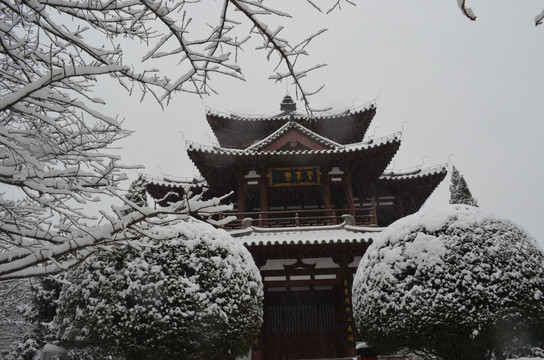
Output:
[353, 205, 544, 360]
[54, 221, 263, 360]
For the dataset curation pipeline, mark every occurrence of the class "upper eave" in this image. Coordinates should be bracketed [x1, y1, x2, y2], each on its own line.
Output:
[207, 103, 377, 148]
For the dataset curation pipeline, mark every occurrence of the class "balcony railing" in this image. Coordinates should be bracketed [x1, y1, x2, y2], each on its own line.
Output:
[220, 207, 377, 229]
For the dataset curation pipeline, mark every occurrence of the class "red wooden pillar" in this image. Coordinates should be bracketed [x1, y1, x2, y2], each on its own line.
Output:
[237, 173, 246, 216]
[321, 167, 333, 222]
[396, 195, 405, 219]
[259, 170, 268, 224]
[343, 166, 355, 216]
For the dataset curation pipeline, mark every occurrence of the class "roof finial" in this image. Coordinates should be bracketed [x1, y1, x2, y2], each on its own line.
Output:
[280, 93, 296, 113]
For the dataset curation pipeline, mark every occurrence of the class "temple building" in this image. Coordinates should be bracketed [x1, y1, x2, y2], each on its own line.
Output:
[146, 96, 446, 360]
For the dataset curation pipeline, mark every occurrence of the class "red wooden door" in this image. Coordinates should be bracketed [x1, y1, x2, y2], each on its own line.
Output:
[262, 288, 343, 360]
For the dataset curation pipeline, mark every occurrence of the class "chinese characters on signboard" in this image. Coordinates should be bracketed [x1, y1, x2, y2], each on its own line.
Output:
[343, 278, 356, 347]
[269, 167, 321, 187]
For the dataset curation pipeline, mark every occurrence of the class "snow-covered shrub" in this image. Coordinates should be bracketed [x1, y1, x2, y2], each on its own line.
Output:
[3, 337, 40, 360]
[353, 204, 544, 360]
[53, 220, 263, 360]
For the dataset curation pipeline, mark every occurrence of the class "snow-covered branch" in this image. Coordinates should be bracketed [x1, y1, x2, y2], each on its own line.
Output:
[231, 0, 326, 115]
[0, 0, 350, 280]
[0, 192, 232, 280]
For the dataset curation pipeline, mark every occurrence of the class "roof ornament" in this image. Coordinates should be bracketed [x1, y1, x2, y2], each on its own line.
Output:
[341, 214, 355, 226]
[280, 94, 296, 113]
[241, 218, 253, 229]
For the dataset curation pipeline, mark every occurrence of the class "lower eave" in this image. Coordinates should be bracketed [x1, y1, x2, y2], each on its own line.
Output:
[187, 140, 400, 192]
[231, 221, 378, 264]
[376, 168, 447, 214]
[245, 240, 373, 266]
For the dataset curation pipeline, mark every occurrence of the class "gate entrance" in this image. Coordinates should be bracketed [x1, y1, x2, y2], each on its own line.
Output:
[262, 287, 342, 360]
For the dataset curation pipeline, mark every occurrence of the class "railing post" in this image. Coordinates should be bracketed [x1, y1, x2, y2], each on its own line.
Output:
[258, 213, 263, 227]
[332, 211, 337, 225]
[295, 212, 300, 227]
[218, 212, 224, 228]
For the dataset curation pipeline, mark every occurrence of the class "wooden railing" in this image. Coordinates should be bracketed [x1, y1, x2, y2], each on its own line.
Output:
[220, 207, 377, 229]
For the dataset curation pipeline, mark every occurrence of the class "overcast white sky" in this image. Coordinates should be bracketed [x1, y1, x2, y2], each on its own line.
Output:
[100, 0, 544, 247]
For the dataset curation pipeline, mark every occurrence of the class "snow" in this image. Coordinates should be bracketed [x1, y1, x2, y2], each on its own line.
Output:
[191, 131, 401, 156]
[380, 164, 447, 180]
[41, 343, 67, 353]
[230, 221, 380, 245]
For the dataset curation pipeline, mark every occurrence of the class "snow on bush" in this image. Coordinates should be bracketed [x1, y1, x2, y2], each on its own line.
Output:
[353, 204, 544, 360]
[53, 220, 263, 360]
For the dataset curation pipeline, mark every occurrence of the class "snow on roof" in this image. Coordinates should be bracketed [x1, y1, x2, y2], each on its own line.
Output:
[230, 219, 381, 246]
[205, 102, 376, 122]
[143, 174, 207, 189]
[244, 121, 342, 151]
[187, 133, 400, 156]
[380, 164, 448, 180]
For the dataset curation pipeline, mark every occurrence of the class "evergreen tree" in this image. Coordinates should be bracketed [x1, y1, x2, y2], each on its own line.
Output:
[122, 175, 149, 216]
[449, 165, 478, 207]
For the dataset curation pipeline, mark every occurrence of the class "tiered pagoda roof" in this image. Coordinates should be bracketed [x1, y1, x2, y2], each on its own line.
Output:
[148, 96, 446, 229]
[188, 98, 445, 211]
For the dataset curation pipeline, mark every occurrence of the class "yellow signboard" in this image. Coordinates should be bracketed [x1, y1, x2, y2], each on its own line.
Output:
[269, 167, 321, 187]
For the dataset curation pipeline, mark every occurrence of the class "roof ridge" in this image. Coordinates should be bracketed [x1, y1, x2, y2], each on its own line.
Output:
[205, 102, 376, 122]
[245, 121, 342, 152]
